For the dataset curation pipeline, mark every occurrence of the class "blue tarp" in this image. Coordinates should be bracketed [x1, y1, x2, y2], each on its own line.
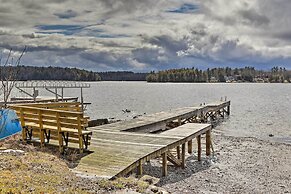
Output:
[0, 109, 22, 140]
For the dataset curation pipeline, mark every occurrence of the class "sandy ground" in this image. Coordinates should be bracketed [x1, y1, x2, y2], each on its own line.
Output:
[143, 131, 291, 194]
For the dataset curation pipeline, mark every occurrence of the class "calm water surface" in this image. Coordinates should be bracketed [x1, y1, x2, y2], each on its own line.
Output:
[12, 82, 291, 144]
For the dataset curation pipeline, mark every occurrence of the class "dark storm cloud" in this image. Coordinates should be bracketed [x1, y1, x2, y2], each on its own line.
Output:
[238, 9, 270, 26]
[144, 35, 188, 55]
[54, 10, 78, 19]
[1, 0, 291, 71]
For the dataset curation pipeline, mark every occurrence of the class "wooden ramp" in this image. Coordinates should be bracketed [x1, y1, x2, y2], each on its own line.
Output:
[73, 101, 230, 179]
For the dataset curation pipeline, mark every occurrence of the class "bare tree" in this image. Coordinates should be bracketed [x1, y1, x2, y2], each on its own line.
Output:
[0, 47, 27, 108]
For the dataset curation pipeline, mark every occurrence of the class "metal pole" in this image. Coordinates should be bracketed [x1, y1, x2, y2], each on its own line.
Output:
[33, 87, 36, 102]
[61, 88, 64, 101]
[81, 87, 84, 112]
[55, 88, 58, 102]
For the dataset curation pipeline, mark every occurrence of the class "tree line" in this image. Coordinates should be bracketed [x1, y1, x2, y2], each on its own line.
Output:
[0, 66, 101, 81]
[98, 71, 147, 81]
[146, 66, 291, 83]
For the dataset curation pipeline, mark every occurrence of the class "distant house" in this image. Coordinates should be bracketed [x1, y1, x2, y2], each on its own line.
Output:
[210, 76, 218, 83]
[224, 76, 235, 83]
[254, 78, 264, 83]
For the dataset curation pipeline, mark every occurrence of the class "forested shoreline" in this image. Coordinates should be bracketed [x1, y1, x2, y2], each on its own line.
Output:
[146, 67, 291, 83]
[1, 65, 290, 83]
[0, 66, 101, 81]
[98, 71, 147, 81]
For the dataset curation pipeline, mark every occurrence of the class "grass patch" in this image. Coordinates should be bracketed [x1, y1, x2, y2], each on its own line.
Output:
[98, 177, 149, 193]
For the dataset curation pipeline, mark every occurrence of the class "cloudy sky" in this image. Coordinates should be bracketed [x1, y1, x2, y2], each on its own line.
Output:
[0, 0, 291, 72]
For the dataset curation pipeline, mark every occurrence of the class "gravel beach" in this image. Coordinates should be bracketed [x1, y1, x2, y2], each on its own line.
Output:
[149, 131, 291, 194]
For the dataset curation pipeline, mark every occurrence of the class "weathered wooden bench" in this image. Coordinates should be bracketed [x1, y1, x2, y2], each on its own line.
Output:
[10, 105, 92, 153]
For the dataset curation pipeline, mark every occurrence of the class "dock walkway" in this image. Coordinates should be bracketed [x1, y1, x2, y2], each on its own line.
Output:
[74, 101, 230, 179]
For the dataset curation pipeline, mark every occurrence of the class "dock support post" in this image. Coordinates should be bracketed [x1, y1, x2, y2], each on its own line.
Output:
[176, 146, 181, 159]
[137, 160, 143, 176]
[206, 130, 211, 156]
[162, 152, 167, 176]
[197, 135, 201, 161]
[178, 118, 182, 126]
[188, 140, 193, 154]
[181, 143, 186, 168]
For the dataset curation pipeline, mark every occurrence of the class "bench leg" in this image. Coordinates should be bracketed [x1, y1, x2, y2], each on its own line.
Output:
[58, 132, 64, 153]
[181, 143, 186, 168]
[197, 135, 201, 161]
[27, 128, 33, 141]
[22, 126, 28, 142]
[82, 134, 90, 149]
[206, 130, 211, 156]
[44, 130, 51, 143]
[40, 129, 45, 147]
[61, 132, 69, 147]
[188, 140, 193, 154]
[162, 152, 167, 176]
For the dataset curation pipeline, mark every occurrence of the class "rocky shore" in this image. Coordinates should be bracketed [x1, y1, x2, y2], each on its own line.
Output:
[156, 131, 291, 194]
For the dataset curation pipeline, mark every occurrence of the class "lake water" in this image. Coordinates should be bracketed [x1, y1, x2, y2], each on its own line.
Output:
[11, 81, 291, 144]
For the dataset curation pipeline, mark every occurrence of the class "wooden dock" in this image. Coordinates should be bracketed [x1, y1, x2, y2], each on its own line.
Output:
[73, 101, 230, 179]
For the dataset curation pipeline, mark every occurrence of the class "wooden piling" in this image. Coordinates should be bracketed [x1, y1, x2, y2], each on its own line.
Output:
[137, 160, 143, 176]
[206, 130, 211, 156]
[181, 143, 186, 168]
[197, 135, 201, 161]
[177, 146, 181, 159]
[162, 152, 167, 176]
[188, 140, 193, 154]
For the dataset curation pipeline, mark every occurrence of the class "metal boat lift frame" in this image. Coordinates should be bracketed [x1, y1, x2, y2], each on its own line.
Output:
[15, 81, 90, 111]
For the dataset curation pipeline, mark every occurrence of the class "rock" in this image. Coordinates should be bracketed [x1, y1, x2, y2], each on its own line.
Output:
[88, 119, 109, 127]
[0, 149, 24, 155]
[150, 185, 159, 193]
[140, 175, 160, 185]
[122, 109, 131, 113]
